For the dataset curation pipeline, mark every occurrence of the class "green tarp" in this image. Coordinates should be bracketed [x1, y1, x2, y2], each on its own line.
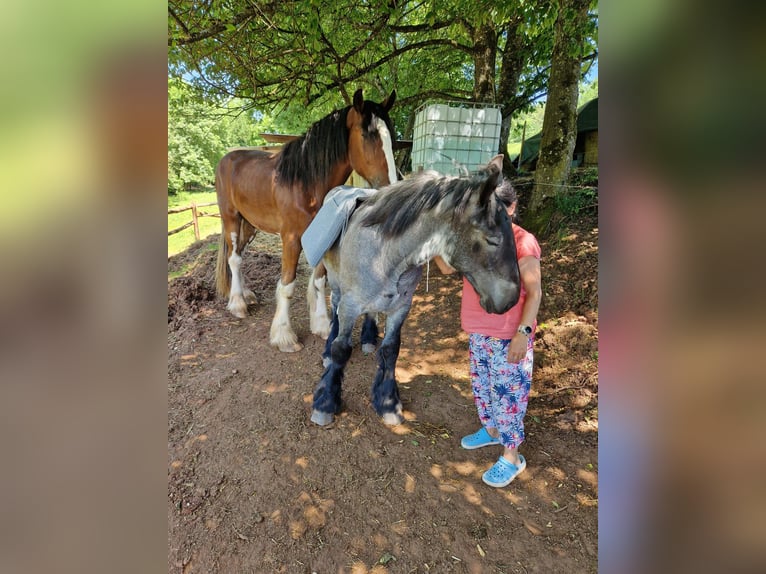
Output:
[513, 97, 598, 166]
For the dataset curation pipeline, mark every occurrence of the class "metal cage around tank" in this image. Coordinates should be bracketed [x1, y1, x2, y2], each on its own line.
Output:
[410, 101, 503, 176]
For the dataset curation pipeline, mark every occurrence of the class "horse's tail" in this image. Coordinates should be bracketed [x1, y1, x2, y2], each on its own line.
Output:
[215, 225, 231, 298]
[214, 164, 231, 298]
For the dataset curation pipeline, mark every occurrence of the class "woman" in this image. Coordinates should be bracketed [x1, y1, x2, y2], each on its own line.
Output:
[434, 183, 542, 488]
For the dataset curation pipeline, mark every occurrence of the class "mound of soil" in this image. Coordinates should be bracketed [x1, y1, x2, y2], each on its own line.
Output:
[168, 216, 598, 573]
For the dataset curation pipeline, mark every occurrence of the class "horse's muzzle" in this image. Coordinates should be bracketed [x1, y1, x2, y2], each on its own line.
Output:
[479, 283, 520, 315]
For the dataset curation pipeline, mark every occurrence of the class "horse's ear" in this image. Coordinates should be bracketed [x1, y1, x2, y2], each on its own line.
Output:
[479, 154, 504, 206]
[353, 89, 364, 113]
[487, 154, 503, 173]
[383, 90, 396, 111]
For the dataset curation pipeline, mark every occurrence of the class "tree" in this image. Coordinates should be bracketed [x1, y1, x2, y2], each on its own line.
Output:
[168, 1, 596, 165]
[168, 78, 228, 193]
[526, 0, 595, 233]
[168, 77, 268, 194]
[168, 0, 598, 233]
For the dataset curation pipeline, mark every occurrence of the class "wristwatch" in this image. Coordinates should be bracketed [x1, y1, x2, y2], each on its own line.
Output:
[517, 325, 533, 337]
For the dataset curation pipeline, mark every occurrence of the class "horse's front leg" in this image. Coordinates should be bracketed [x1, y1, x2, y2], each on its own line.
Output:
[307, 262, 331, 339]
[371, 305, 411, 425]
[311, 300, 358, 425]
[270, 235, 303, 352]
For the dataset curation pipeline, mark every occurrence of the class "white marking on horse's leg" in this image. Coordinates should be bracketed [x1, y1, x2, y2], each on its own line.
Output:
[226, 232, 248, 318]
[382, 412, 403, 426]
[375, 117, 398, 185]
[310, 410, 334, 426]
[381, 399, 403, 425]
[270, 279, 302, 352]
[307, 269, 331, 339]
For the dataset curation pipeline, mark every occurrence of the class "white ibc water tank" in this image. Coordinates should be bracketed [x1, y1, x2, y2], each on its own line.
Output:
[411, 102, 503, 176]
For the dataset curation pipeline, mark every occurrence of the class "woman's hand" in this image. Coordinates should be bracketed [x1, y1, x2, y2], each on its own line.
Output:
[507, 332, 529, 364]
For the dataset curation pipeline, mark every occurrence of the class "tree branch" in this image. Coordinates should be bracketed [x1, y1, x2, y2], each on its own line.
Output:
[305, 38, 472, 105]
[397, 90, 473, 108]
[389, 21, 454, 33]
[168, 6, 292, 46]
[168, 5, 190, 38]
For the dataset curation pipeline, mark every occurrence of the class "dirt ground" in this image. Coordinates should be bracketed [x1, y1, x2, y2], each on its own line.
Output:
[168, 213, 598, 574]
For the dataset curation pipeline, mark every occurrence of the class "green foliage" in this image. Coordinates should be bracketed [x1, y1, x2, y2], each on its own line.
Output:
[168, 1, 598, 235]
[168, 78, 227, 194]
[508, 74, 596, 155]
[554, 167, 598, 217]
[569, 166, 599, 188]
[578, 78, 598, 107]
[168, 77, 270, 194]
[509, 102, 546, 142]
[168, 0, 596, 131]
[555, 186, 597, 217]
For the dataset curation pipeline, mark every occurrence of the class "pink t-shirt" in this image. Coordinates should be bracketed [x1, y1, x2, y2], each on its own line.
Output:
[460, 223, 541, 338]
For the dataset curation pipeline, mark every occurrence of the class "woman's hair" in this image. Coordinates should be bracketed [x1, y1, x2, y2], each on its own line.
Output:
[495, 180, 519, 222]
[495, 179, 517, 206]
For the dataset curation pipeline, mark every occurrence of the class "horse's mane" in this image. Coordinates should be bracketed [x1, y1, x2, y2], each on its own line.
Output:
[361, 167, 506, 238]
[275, 107, 351, 190]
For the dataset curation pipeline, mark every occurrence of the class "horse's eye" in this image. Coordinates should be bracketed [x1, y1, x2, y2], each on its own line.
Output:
[485, 237, 501, 247]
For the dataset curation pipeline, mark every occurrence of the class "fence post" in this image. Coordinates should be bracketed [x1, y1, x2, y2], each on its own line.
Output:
[191, 203, 200, 241]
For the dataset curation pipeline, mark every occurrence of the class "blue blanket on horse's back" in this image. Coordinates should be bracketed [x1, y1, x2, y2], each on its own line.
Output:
[302, 185, 378, 267]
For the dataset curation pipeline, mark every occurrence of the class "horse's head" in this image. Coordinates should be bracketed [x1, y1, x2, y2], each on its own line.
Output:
[346, 89, 397, 188]
[446, 155, 521, 314]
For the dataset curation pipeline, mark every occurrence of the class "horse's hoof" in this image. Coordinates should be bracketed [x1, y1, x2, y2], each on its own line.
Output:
[322, 356, 331, 368]
[361, 343, 376, 355]
[227, 305, 248, 319]
[243, 290, 257, 305]
[275, 341, 303, 353]
[381, 412, 403, 426]
[311, 410, 334, 426]
[311, 318, 331, 340]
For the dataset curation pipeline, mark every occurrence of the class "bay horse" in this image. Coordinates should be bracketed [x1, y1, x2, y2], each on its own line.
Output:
[311, 155, 521, 426]
[215, 89, 397, 352]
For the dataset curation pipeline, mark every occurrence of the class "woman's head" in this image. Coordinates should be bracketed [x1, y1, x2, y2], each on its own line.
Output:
[495, 180, 518, 220]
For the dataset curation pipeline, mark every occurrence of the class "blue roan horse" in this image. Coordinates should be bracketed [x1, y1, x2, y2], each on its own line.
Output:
[311, 155, 522, 426]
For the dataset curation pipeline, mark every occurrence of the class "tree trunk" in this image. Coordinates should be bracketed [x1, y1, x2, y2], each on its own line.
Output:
[526, 0, 590, 234]
[398, 108, 417, 173]
[497, 19, 525, 176]
[472, 24, 497, 102]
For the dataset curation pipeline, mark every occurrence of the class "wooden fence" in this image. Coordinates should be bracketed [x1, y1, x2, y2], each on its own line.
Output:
[168, 201, 219, 241]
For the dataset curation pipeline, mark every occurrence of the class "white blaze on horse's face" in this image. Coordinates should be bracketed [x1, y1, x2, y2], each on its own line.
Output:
[374, 116, 398, 185]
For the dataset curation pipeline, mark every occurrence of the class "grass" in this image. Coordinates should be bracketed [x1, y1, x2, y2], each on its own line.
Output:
[168, 189, 220, 256]
[168, 241, 219, 281]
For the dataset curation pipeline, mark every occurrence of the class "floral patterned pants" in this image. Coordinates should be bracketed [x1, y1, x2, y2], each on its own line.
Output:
[468, 333, 534, 450]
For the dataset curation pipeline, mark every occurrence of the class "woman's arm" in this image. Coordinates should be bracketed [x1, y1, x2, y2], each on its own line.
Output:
[432, 255, 456, 275]
[507, 255, 542, 363]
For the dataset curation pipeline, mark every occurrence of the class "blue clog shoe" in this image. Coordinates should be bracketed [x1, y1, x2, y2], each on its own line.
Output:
[482, 455, 526, 488]
[460, 427, 501, 449]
